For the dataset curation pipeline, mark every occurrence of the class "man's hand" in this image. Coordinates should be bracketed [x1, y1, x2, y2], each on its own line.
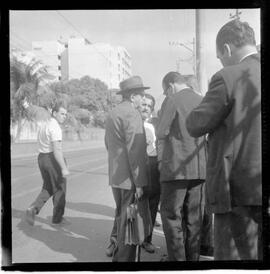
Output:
[135, 187, 144, 200]
[62, 168, 70, 177]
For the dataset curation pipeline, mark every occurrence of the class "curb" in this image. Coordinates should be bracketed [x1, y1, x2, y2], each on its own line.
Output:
[11, 142, 105, 160]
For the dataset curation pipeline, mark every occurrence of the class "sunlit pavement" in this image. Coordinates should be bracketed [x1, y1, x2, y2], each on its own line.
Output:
[11, 147, 213, 264]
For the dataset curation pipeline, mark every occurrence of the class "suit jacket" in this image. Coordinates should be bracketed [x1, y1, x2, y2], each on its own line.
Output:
[156, 88, 207, 182]
[105, 100, 148, 190]
[186, 54, 261, 213]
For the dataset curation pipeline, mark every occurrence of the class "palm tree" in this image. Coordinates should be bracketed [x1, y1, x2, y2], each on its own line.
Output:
[10, 51, 55, 142]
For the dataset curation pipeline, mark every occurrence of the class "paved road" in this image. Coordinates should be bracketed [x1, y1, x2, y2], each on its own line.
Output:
[11, 147, 169, 263]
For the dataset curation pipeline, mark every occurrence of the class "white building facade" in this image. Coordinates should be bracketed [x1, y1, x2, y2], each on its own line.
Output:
[30, 38, 132, 89]
[32, 40, 67, 82]
[67, 38, 132, 89]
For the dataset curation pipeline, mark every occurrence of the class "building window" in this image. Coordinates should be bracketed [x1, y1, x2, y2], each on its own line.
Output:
[58, 66, 61, 71]
[58, 76, 61, 80]
[58, 55, 61, 60]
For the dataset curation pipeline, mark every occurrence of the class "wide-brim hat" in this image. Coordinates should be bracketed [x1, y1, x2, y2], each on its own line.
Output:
[117, 76, 150, 94]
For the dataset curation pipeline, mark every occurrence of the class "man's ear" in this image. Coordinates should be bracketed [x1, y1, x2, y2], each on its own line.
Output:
[224, 43, 232, 57]
[130, 93, 135, 102]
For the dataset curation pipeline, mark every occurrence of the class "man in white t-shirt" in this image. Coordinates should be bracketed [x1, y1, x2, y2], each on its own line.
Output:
[24, 101, 70, 226]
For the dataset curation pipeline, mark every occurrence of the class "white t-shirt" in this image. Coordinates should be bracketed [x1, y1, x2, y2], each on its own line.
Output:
[144, 120, 157, 157]
[37, 118, 62, 153]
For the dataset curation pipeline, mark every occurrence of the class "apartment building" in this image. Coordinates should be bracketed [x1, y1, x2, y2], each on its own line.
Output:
[67, 37, 132, 89]
[32, 40, 67, 82]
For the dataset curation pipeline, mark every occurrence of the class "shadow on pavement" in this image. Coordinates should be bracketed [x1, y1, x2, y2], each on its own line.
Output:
[12, 207, 114, 262]
[65, 201, 115, 217]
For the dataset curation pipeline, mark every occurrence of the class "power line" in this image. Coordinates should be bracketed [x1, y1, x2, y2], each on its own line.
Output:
[55, 11, 111, 64]
[55, 11, 92, 45]
[10, 15, 110, 81]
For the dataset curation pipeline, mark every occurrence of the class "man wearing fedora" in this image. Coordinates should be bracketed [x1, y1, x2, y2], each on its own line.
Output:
[105, 75, 150, 262]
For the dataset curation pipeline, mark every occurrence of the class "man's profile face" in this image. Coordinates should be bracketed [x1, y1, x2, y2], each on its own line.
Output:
[53, 107, 67, 124]
[131, 91, 145, 109]
[140, 97, 153, 120]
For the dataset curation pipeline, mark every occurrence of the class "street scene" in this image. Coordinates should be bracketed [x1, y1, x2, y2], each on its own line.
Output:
[11, 142, 170, 263]
[4, 8, 264, 269]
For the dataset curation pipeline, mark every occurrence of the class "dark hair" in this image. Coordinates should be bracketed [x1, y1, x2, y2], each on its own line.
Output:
[162, 71, 186, 91]
[52, 101, 67, 114]
[216, 19, 256, 53]
[144, 93, 156, 110]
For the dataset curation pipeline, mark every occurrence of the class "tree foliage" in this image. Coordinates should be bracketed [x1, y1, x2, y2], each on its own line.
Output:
[10, 51, 121, 136]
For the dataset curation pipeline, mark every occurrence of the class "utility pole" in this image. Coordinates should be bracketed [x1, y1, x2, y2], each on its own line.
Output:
[195, 9, 208, 95]
[169, 40, 196, 75]
[229, 9, 242, 20]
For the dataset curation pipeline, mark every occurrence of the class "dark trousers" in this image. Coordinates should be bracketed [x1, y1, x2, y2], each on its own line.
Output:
[111, 187, 137, 262]
[160, 180, 204, 261]
[200, 207, 213, 249]
[144, 156, 160, 243]
[31, 152, 66, 224]
[214, 206, 262, 260]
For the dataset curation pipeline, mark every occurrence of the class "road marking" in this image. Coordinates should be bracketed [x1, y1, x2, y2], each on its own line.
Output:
[12, 163, 108, 199]
[12, 156, 107, 182]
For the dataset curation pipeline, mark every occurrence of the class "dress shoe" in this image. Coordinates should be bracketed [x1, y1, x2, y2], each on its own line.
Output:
[142, 242, 155, 253]
[160, 254, 169, 261]
[26, 207, 36, 226]
[105, 241, 117, 257]
[200, 245, 214, 257]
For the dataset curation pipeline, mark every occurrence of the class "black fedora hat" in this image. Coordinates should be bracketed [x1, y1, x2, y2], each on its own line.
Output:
[117, 76, 150, 94]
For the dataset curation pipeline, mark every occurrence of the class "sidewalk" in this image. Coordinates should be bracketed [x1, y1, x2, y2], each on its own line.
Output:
[11, 139, 106, 159]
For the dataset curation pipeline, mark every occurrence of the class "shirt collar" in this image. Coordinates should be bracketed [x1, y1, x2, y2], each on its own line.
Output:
[239, 51, 258, 63]
[176, 84, 189, 93]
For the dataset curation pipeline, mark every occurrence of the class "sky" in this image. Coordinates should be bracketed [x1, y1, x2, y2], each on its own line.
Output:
[9, 9, 261, 109]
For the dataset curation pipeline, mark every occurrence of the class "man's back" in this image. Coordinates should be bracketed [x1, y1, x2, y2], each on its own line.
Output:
[157, 88, 207, 182]
[105, 101, 148, 190]
[186, 54, 261, 212]
[210, 54, 261, 207]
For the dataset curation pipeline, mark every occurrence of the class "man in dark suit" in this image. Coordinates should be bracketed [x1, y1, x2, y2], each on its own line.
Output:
[105, 76, 150, 262]
[186, 19, 261, 260]
[156, 72, 207, 261]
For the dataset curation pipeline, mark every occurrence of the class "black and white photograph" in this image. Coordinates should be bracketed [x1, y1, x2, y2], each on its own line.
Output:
[2, 7, 267, 271]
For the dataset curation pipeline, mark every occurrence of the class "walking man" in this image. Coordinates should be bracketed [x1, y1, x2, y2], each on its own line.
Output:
[186, 19, 261, 260]
[105, 76, 150, 262]
[24, 101, 70, 226]
[156, 71, 207, 261]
